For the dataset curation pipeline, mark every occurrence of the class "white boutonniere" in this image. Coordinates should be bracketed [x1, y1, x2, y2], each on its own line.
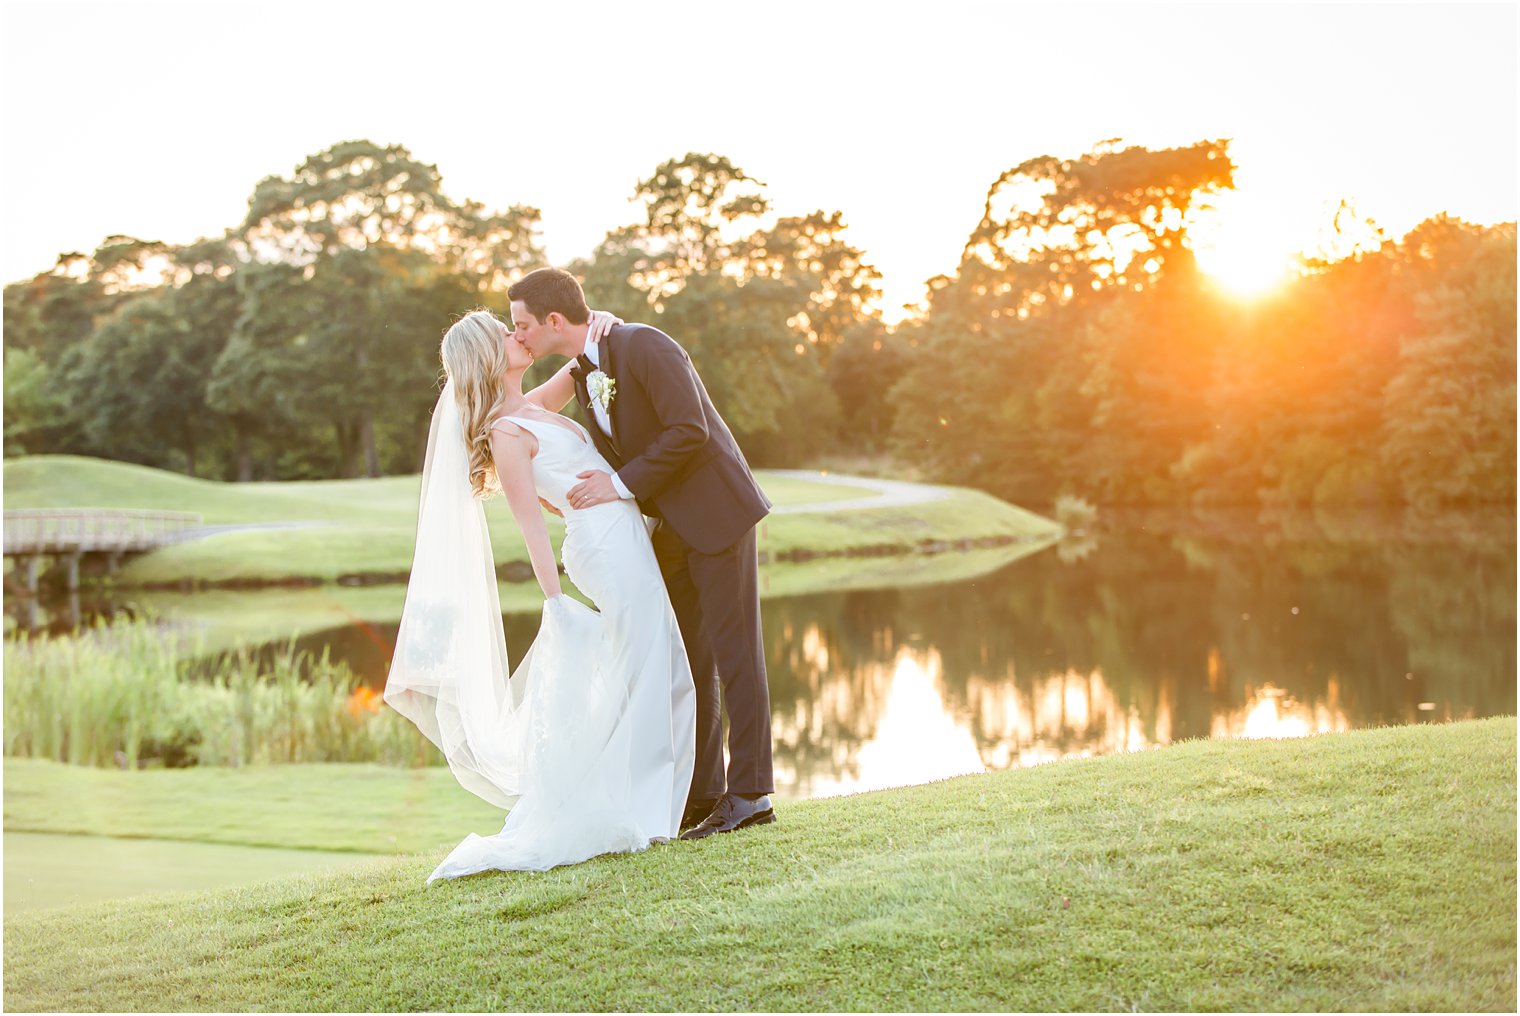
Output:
[587, 370, 616, 411]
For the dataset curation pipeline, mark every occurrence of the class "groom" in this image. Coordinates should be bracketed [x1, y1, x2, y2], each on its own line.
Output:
[506, 268, 777, 839]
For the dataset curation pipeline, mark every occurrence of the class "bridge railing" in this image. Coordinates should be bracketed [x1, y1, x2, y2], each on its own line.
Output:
[3, 509, 205, 555]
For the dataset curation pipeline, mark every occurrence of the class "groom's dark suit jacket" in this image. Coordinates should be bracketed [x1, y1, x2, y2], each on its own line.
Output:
[572, 323, 771, 555]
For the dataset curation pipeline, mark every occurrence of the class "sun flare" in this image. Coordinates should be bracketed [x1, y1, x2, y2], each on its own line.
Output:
[1194, 238, 1295, 298]
[1189, 189, 1301, 298]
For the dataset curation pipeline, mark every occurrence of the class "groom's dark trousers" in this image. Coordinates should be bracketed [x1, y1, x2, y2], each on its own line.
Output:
[572, 323, 775, 799]
[652, 522, 769, 797]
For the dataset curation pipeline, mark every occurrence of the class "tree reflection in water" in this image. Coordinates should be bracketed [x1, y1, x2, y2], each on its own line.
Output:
[760, 508, 1514, 797]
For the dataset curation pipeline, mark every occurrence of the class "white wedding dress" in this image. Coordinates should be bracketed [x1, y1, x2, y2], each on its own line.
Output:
[384, 388, 696, 881]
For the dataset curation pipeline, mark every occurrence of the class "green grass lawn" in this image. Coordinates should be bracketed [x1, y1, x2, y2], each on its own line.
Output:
[756, 485, 1059, 558]
[3, 455, 1060, 588]
[755, 539, 1057, 598]
[4, 758, 504, 854]
[3, 456, 410, 525]
[3, 455, 868, 526]
[3, 718, 1513, 1011]
[4, 832, 389, 916]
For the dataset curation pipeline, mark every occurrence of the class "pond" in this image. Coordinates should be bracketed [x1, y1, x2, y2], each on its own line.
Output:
[163, 506, 1515, 799]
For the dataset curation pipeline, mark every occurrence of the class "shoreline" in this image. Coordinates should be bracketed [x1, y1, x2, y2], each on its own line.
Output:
[93, 531, 1053, 594]
[4, 455, 1064, 596]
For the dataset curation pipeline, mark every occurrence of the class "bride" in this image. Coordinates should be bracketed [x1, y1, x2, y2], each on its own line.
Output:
[384, 309, 697, 880]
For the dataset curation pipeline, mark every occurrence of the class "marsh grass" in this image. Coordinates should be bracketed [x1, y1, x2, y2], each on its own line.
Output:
[2, 618, 433, 769]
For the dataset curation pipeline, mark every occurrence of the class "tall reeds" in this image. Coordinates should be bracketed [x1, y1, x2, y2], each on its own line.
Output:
[3, 618, 437, 768]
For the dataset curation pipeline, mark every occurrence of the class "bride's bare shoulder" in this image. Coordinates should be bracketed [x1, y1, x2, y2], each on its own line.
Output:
[488, 416, 538, 456]
[489, 416, 527, 436]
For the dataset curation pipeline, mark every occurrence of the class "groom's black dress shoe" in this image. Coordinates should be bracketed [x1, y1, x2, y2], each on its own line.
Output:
[680, 797, 720, 833]
[679, 793, 775, 841]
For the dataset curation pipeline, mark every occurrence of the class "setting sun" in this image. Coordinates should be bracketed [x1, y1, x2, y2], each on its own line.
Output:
[1193, 235, 1296, 297]
[1188, 187, 1305, 298]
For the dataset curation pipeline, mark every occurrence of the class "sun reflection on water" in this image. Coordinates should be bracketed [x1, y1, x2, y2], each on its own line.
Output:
[1214, 680, 1350, 740]
[971, 667, 1168, 770]
[797, 648, 985, 799]
[772, 638, 1355, 798]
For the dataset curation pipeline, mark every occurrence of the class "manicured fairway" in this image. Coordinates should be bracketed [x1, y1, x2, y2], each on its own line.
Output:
[4, 832, 389, 915]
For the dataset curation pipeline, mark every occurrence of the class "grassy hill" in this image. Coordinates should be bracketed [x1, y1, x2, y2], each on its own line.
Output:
[2, 454, 857, 527]
[3, 718, 1513, 1012]
[3, 455, 1062, 587]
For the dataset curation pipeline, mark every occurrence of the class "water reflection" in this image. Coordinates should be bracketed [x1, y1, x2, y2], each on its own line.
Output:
[769, 637, 1358, 795]
[8, 508, 1514, 799]
[780, 645, 985, 798]
[3, 589, 124, 637]
[755, 508, 1513, 796]
[1221, 681, 1350, 740]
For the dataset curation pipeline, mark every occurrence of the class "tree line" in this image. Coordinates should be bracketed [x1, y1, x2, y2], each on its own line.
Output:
[4, 138, 1513, 509]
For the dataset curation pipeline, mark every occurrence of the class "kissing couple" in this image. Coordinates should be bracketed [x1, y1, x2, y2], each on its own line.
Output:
[385, 268, 777, 879]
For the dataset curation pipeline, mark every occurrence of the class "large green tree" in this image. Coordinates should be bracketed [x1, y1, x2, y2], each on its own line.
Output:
[2, 347, 66, 456]
[1178, 243, 1409, 507]
[740, 210, 882, 364]
[572, 152, 887, 462]
[231, 140, 542, 476]
[826, 318, 917, 451]
[1380, 218, 1517, 508]
[961, 138, 1234, 315]
[6, 236, 229, 466]
[624, 152, 770, 298]
[891, 139, 1237, 504]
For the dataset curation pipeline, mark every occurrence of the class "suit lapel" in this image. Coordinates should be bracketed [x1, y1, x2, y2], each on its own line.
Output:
[600, 330, 624, 460]
[575, 351, 622, 467]
[571, 367, 592, 420]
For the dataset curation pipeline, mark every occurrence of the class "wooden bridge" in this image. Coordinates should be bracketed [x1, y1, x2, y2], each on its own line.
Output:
[4, 509, 204, 593]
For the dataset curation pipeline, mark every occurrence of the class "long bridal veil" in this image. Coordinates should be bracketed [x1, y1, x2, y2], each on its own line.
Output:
[383, 382, 523, 809]
[383, 379, 695, 879]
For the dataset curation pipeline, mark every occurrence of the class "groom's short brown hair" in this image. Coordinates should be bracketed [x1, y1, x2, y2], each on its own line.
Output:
[508, 268, 590, 325]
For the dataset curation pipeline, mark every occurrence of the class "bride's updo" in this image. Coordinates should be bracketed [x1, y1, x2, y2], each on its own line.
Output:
[441, 310, 510, 499]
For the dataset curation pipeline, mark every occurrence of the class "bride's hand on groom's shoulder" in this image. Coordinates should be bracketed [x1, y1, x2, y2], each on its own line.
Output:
[586, 310, 623, 346]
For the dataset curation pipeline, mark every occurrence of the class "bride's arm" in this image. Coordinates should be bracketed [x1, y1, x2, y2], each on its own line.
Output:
[525, 309, 624, 412]
[524, 361, 578, 414]
[489, 423, 562, 600]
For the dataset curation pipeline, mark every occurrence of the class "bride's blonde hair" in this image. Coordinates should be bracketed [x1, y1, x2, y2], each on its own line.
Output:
[440, 310, 511, 499]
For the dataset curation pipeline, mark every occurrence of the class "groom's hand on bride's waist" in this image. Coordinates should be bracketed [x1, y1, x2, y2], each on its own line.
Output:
[566, 470, 621, 510]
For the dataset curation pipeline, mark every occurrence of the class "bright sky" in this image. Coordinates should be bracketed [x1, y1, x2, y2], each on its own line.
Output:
[2, 1, 1515, 321]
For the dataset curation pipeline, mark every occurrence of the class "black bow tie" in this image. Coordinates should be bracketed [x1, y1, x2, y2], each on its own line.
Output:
[570, 353, 595, 382]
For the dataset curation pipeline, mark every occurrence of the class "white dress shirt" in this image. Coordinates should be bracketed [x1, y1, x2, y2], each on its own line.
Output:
[581, 341, 635, 501]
